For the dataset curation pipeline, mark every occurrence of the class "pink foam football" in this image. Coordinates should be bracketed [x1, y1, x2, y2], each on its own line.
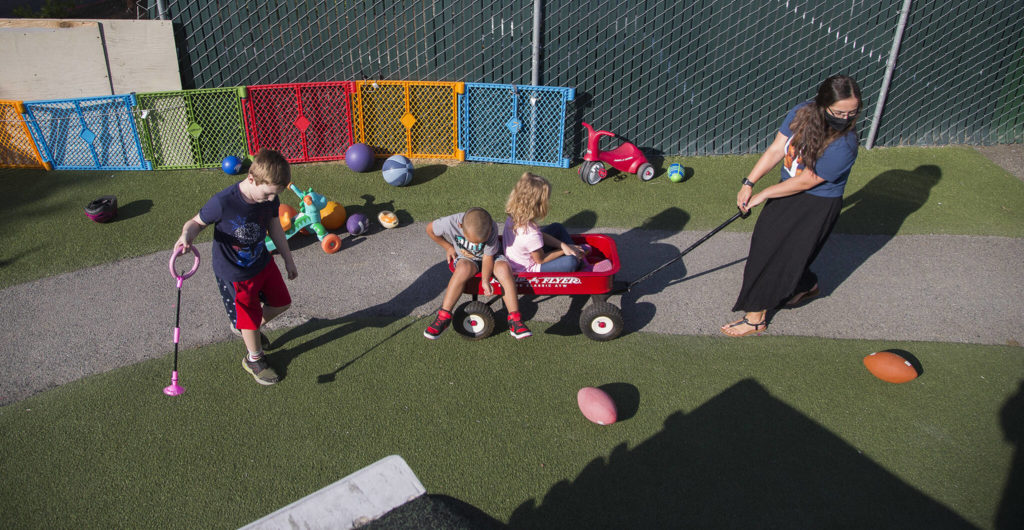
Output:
[577, 387, 617, 425]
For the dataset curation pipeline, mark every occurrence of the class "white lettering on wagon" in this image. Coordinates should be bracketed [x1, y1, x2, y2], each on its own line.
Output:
[516, 276, 583, 287]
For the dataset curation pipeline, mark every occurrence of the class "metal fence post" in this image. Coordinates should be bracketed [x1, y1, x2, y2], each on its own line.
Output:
[531, 0, 542, 86]
[867, 0, 912, 149]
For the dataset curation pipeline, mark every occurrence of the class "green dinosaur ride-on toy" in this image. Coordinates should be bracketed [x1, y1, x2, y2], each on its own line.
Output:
[266, 184, 342, 254]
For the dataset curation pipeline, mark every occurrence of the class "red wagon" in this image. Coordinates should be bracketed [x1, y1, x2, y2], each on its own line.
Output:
[446, 211, 747, 342]
[450, 234, 627, 341]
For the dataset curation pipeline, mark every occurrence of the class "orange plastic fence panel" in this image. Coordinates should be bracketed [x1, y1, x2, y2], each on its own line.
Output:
[354, 81, 464, 160]
[0, 100, 48, 169]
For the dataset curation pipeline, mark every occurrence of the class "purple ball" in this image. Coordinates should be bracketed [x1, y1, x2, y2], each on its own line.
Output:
[346, 213, 369, 235]
[345, 143, 374, 172]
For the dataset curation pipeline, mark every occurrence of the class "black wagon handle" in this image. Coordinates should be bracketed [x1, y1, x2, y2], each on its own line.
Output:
[625, 208, 748, 291]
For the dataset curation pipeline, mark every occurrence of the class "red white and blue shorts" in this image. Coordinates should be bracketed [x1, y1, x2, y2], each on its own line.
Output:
[216, 260, 291, 331]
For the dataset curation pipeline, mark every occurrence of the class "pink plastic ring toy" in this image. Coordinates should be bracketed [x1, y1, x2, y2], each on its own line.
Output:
[169, 246, 201, 281]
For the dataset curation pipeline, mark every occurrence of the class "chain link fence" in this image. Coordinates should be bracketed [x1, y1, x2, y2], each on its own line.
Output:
[155, 0, 1023, 156]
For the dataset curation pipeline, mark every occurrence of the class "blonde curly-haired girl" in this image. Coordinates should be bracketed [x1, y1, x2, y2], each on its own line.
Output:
[503, 172, 584, 273]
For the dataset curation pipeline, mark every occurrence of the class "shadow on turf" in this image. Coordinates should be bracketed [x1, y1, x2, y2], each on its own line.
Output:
[998, 380, 1024, 530]
[508, 378, 976, 529]
[888, 348, 925, 378]
[410, 164, 447, 186]
[111, 199, 153, 221]
[365, 494, 507, 529]
[599, 382, 639, 422]
[268, 261, 450, 382]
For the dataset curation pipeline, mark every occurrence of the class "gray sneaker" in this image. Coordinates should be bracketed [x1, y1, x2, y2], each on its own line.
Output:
[242, 355, 279, 385]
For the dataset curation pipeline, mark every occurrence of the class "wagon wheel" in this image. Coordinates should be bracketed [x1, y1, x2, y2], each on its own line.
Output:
[454, 301, 495, 340]
[579, 301, 623, 341]
[637, 163, 655, 181]
[321, 233, 342, 254]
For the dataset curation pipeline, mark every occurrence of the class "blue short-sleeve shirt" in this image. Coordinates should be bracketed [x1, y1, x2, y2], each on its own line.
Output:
[199, 183, 279, 282]
[778, 101, 859, 198]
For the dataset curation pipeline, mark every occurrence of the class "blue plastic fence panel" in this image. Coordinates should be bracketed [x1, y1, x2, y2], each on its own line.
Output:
[459, 83, 575, 168]
[23, 94, 150, 171]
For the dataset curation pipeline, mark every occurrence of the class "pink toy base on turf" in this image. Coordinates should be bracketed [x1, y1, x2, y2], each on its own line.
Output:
[163, 371, 185, 396]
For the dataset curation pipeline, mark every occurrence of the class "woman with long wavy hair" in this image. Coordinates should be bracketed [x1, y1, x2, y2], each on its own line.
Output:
[722, 75, 862, 337]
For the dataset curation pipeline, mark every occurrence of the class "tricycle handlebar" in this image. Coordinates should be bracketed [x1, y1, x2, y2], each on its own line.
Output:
[581, 121, 616, 139]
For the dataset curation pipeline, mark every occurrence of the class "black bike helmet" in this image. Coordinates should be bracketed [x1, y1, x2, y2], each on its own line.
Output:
[85, 195, 117, 223]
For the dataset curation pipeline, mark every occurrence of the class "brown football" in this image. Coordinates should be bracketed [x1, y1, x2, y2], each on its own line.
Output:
[863, 351, 919, 383]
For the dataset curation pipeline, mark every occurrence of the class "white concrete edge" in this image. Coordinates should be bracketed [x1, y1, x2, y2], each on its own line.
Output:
[240, 454, 426, 530]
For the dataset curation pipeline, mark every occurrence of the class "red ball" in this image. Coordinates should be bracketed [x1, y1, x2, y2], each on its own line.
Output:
[577, 387, 617, 425]
[863, 351, 919, 383]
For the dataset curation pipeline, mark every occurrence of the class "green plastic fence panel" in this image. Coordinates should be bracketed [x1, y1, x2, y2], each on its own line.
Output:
[135, 87, 248, 170]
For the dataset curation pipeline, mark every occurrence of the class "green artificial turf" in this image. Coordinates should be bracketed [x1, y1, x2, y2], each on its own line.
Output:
[1, 145, 1022, 289]
[1, 319, 1020, 529]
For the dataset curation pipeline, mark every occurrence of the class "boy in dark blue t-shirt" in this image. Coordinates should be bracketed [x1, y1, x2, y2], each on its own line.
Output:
[174, 149, 298, 385]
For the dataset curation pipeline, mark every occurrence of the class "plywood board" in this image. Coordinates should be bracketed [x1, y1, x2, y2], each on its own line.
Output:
[0, 18, 181, 101]
[99, 19, 181, 94]
[0, 20, 112, 100]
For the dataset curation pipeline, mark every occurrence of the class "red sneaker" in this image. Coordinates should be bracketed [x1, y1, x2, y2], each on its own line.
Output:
[424, 309, 453, 339]
[507, 312, 532, 339]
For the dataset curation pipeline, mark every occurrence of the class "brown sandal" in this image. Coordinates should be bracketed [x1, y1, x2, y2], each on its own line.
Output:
[721, 317, 768, 337]
[785, 284, 820, 307]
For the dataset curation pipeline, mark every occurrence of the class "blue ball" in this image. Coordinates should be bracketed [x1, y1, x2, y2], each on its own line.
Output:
[382, 155, 414, 187]
[345, 143, 375, 172]
[222, 156, 243, 175]
[668, 163, 684, 183]
[346, 213, 370, 235]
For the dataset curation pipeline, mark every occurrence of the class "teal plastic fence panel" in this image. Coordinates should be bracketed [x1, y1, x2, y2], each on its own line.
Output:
[23, 94, 150, 171]
[460, 83, 575, 168]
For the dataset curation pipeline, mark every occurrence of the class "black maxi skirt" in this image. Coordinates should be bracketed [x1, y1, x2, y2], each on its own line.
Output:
[732, 191, 844, 312]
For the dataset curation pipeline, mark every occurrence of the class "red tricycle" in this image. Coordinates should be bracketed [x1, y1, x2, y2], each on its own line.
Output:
[578, 122, 656, 185]
[452, 234, 626, 341]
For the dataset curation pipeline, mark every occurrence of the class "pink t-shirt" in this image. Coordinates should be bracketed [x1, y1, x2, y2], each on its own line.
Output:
[503, 218, 544, 273]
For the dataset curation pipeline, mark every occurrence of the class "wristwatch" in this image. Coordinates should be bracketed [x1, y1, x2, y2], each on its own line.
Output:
[741, 177, 755, 187]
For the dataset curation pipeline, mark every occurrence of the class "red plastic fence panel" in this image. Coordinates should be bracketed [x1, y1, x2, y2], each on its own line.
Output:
[242, 82, 356, 163]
